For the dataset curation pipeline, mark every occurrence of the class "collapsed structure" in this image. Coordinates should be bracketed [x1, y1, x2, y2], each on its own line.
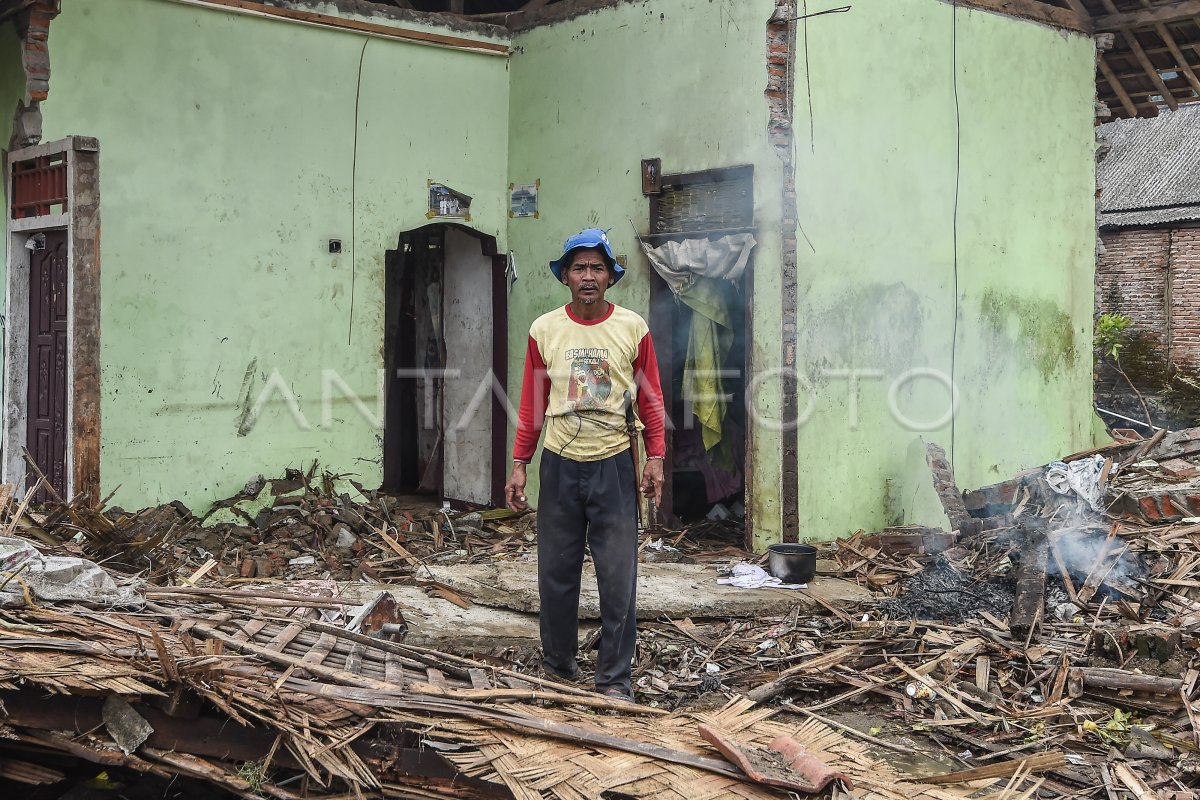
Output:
[1, 424, 1199, 797]
[0, 0, 1100, 547]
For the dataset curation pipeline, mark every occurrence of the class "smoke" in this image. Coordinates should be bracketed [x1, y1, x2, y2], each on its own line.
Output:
[1037, 459, 1142, 596]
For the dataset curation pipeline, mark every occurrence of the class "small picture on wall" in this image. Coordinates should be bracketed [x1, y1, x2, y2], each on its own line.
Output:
[509, 181, 539, 218]
[428, 182, 472, 220]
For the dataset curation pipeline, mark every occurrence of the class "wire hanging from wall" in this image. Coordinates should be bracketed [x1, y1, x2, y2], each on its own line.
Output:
[950, 1, 962, 465]
[348, 37, 369, 346]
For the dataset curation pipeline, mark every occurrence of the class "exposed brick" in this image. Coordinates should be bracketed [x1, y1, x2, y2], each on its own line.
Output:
[1138, 495, 1162, 520]
[1098, 229, 1200, 376]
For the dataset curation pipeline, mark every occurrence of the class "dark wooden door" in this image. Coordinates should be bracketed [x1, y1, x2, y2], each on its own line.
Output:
[26, 230, 69, 501]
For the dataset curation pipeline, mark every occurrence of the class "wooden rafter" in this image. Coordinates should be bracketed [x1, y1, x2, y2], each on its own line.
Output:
[1099, 53, 1141, 116]
[1138, 0, 1200, 96]
[1062, 0, 1096, 32]
[952, 0, 1089, 32]
[1094, 0, 1200, 32]
[1099, 0, 1180, 111]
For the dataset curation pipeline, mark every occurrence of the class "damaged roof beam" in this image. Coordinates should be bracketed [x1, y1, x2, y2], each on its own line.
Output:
[945, 0, 1090, 33]
[1099, 0, 1180, 111]
[1094, 0, 1200, 32]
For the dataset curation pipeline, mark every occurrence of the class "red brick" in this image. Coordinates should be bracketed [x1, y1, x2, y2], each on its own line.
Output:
[1139, 495, 1162, 520]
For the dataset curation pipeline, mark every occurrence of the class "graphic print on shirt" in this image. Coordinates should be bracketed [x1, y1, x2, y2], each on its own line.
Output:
[564, 347, 612, 411]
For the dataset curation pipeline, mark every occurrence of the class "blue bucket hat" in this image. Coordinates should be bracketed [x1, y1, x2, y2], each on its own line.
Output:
[549, 228, 625, 284]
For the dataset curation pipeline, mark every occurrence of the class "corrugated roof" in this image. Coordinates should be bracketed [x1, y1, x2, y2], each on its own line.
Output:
[1097, 104, 1200, 228]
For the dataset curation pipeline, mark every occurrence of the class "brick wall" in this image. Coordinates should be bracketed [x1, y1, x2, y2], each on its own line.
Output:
[1169, 229, 1200, 373]
[1097, 227, 1200, 376]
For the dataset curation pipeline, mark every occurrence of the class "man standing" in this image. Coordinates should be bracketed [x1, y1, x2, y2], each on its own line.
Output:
[505, 228, 665, 702]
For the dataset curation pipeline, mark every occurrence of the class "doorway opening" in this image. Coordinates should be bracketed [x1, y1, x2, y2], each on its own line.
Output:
[3, 137, 101, 505]
[382, 224, 508, 507]
[646, 165, 755, 547]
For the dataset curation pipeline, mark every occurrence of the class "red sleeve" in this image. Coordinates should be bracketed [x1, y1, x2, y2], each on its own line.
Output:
[513, 335, 551, 462]
[634, 332, 666, 459]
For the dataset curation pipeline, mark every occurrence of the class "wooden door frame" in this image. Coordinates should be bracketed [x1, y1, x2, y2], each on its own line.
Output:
[646, 164, 755, 550]
[2, 136, 101, 504]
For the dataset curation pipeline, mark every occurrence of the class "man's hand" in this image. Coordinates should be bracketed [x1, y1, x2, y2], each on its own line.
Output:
[641, 458, 664, 508]
[505, 463, 529, 511]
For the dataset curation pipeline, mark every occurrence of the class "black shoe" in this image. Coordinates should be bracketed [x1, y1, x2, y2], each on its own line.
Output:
[538, 661, 580, 684]
[596, 685, 635, 703]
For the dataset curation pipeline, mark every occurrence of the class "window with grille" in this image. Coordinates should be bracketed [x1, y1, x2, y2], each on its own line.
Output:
[650, 165, 753, 235]
[11, 153, 68, 219]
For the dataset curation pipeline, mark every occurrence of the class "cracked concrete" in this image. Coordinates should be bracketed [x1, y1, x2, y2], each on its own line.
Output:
[340, 560, 871, 649]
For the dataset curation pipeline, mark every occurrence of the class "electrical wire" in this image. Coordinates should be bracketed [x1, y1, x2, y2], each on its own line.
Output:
[950, 1, 962, 465]
[348, 37, 369, 346]
[554, 411, 628, 457]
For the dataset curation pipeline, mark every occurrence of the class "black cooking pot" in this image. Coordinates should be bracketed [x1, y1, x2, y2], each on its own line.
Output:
[767, 543, 817, 584]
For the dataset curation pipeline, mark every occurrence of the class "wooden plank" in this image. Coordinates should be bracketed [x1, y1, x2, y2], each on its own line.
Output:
[164, 0, 509, 54]
[1095, 0, 1200, 31]
[384, 652, 405, 686]
[1009, 526, 1048, 645]
[238, 618, 269, 642]
[903, 752, 1065, 785]
[345, 643, 365, 676]
[300, 633, 338, 670]
[467, 668, 491, 689]
[951, 0, 1089, 32]
[263, 623, 304, 654]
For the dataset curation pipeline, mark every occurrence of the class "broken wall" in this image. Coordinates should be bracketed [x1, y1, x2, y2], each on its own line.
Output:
[0, 22, 29, 450]
[15, 0, 511, 509]
[505, 0, 787, 545]
[1094, 226, 1200, 429]
[789, 0, 1098, 535]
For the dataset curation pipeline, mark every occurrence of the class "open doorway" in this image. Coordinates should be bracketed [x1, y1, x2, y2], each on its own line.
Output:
[3, 138, 102, 505]
[645, 165, 754, 547]
[382, 224, 508, 507]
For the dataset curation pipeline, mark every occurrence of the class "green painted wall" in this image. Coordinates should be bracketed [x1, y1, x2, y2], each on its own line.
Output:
[789, 1, 1097, 539]
[505, 0, 786, 542]
[33, 0, 510, 510]
[0, 0, 1097, 540]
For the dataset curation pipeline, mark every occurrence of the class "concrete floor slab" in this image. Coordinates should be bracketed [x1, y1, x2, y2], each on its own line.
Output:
[337, 583, 554, 649]
[422, 557, 871, 619]
[338, 560, 869, 649]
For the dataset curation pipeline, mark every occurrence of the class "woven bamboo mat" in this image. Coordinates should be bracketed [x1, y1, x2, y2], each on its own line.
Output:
[426, 698, 979, 800]
[0, 601, 994, 799]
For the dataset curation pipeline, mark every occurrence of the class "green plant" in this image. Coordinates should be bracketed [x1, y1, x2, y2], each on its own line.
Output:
[236, 760, 271, 794]
[1094, 313, 1153, 428]
[1095, 313, 1133, 361]
[1082, 708, 1136, 746]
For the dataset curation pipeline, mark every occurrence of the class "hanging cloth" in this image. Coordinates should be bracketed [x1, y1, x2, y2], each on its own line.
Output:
[640, 234, 757, 463]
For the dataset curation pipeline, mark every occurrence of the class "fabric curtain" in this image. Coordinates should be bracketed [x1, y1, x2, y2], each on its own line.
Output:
[640, 234, 756, 464]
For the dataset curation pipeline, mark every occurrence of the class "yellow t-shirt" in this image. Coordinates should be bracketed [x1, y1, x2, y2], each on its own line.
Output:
[515, 303, 666, 463]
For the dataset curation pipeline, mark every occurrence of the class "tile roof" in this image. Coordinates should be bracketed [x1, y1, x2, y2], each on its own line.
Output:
[1097, 104, 1200, 228]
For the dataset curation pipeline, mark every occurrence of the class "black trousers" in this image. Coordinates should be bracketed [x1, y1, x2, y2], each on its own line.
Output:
[537, 449, 639, 693]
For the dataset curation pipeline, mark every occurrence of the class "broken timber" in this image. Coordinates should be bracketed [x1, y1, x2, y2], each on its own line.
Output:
[1009, 521, 1048, 644]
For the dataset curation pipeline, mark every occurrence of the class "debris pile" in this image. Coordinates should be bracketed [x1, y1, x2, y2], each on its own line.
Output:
[4, 430, 1200, 797]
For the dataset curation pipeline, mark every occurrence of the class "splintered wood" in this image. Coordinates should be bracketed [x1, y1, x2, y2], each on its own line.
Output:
[7, 429, 1200, 798]
[0, 596, 985, 800]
